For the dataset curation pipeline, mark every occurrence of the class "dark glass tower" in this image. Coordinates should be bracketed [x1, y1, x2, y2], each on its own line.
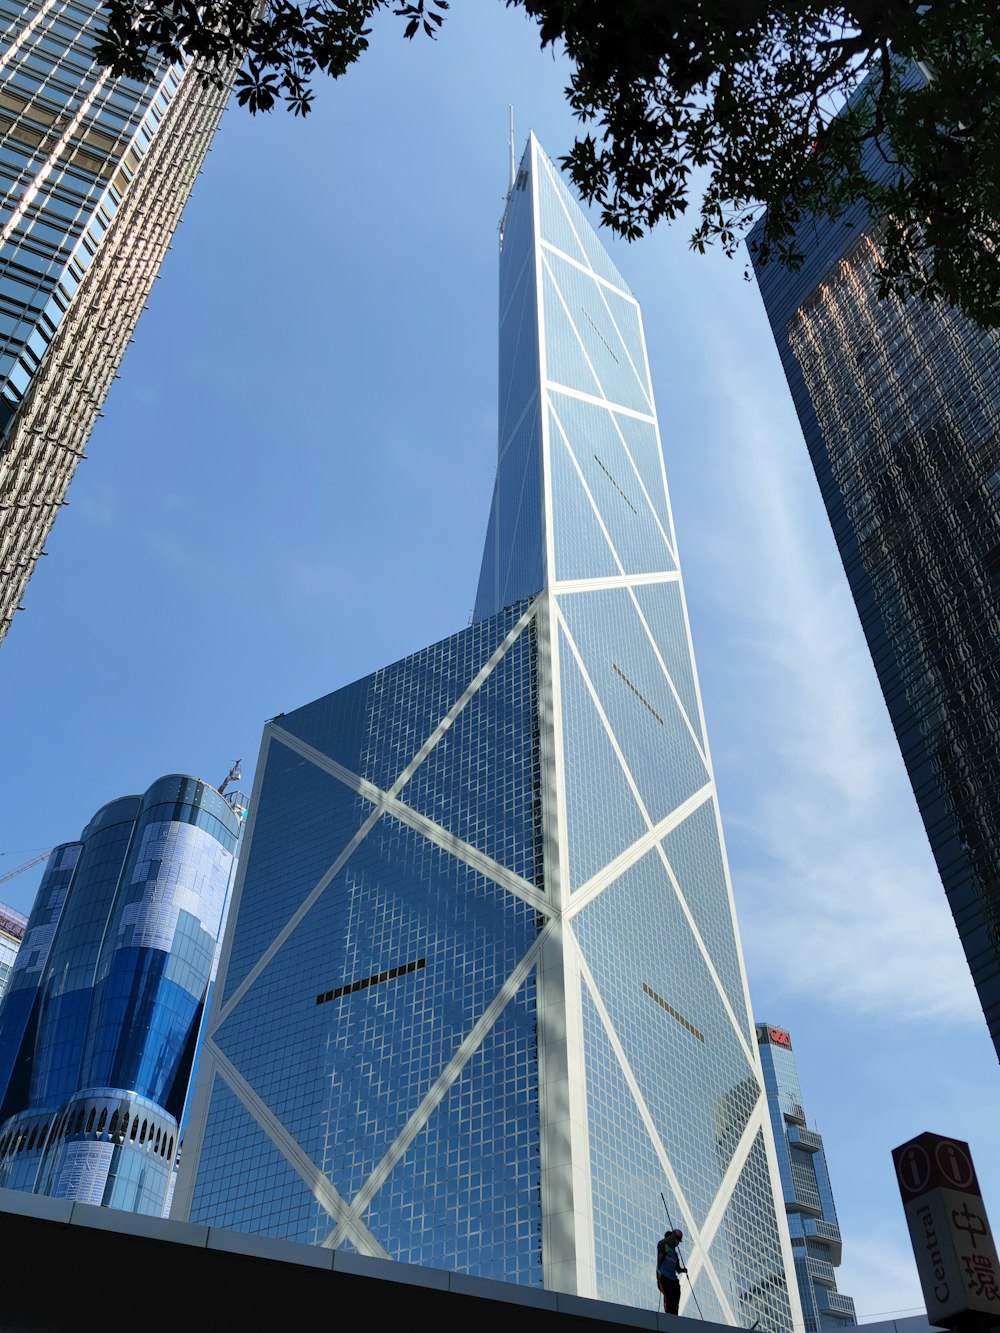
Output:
[0, 0, 235, 644]
[0, 774, 241, 1214]
[750, 93, 1000, 1059]
[175, 136, 800, 1327]
[756, 1024, 856, 1331]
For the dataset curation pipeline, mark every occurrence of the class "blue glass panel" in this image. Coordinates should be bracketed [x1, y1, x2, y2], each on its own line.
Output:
[631, 580, 703, 744]
[188, 1075, 326, 1242]
[543, 249, 652, 414]
[550, 392, 675, 575]
[535, 148, 627, 291]
[712, 1131, 795, 1333]
[572, 847, 757, 1228]
[581, 983, 682, 1308]
[598, 282, 652, 397]
[473, 477, 500, 620]
[685, 1271, 731, 1325]
[558, 587, 709, 824]
[499, 155, 534, 282]
[360, 972, 541, 1283]
[659, 800, 751, 1028]
[557, 625, 647, 892]
[535, 154, 589, 266]
[491, 404, 545, 611]
[611, 411, 675, 544]
[213, 811, 539, 1208]
[549, 405, 620, 583]
[281, 607, 529, 793]
[397, 618, 541, 885]
[82, 952, 201, 1105]
[222, 741, 375, 1005]
[541, 264, 603, 399]
[499, 253, 539, 446]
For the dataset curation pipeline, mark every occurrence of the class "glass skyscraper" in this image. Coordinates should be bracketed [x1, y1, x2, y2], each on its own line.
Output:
[0, 902, 27, 1001]
[0, 0, 235, 644]
[756, 1024, 856, 1331]
[175, 135, 800, 1328]
[0, 774, 241, 1214]
[750, 81, 1000, 1060]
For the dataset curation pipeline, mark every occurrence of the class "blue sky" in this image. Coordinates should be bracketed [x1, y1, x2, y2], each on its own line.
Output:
[1, 4, 998, 1319]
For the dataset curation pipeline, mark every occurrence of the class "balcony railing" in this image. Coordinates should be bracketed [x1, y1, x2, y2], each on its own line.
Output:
[788, 1125, 824, 1153]
[818, 1290, 857, 1317]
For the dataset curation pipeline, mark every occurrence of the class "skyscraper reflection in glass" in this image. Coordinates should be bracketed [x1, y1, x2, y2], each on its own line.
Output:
[0, 0, 236, 645]
[750, 68, 1000, 1060]
[176, 136, 800, 1328]
[756, 1024, 856, 1330]
[0, 774, 241, 1214]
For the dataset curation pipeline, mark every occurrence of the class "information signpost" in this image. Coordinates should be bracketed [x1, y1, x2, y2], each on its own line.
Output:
[893, 1132, 1000, 1332]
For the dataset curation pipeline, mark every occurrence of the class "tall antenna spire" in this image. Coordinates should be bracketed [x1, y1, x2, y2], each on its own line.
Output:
[508, 105, 516, 192]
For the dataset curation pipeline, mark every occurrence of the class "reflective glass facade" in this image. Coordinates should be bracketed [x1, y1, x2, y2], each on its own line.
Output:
[0, 774, 240, 1214]
[756, 1025, 856, 1330]
[178, 137, 798, 1327]
[0, 902, 27, 1001]
[750, 73, 1000, 1060]
[0, 0, 235, 644]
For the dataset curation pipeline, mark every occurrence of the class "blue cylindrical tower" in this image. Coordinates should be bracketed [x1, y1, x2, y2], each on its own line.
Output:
[0, 775, 241, 1214]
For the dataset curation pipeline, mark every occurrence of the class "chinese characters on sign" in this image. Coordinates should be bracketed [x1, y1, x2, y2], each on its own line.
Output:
[892, 1132, 1000, 1330]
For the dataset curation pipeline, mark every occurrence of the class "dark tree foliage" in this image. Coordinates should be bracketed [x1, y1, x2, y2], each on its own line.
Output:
[95, 1, 1000, 326]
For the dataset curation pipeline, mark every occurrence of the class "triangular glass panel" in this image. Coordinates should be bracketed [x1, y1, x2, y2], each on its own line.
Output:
[360, 967, 543, 1283]
[596, 281, 652, 399]
[221, 739, 376, 1005]
[557, 623, 648, 891]
[611, 411, 676, 548]
[632, 579, 704, 745]
[493, 401, 545, 608]
[535, 143, 628, 291]
[571, 846, 757, 1229]
[540, 264, 603, 399]
[187, 1074, 331, 1245]
[499, 149, 534, 278]
[215, 810, 541, 1206]
[535, 153, 590, 266]
[558, 587, 709, 825]
[659, 800, 753, 1042]
[499, 259, 539, 444]
[550, 392, 675, 576]
[548, 404, 621, 583]
[579, 982, 684, 1309]
[396, 616, 542, 886]
[544, 249, 652, 414]
[474, 478, 501, 620]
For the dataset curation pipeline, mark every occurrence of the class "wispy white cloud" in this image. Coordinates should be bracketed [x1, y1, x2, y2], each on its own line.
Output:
[693, 330, 979, 1025]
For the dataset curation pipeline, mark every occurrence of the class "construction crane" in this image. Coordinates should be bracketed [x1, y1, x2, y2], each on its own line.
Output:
[0, 850, 50, 888]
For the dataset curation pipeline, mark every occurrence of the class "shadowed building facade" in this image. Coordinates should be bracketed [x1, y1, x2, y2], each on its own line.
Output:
[756, 1024, 855, 1331]
[0, 775, 240, 1213]
[750, 82, 1000, 1059]
[174, 136, 800, 1329]
[0, 0, 236, 644]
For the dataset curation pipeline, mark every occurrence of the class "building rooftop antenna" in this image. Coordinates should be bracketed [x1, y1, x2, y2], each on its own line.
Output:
[508, 104, 516, 193]
[500, 105, 517, 250]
